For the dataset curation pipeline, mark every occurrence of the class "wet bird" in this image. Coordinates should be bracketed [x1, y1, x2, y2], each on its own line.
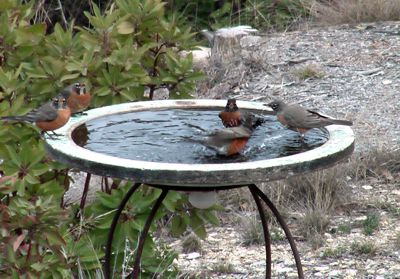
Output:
[219, 98, 265, 129]
[266, 100, 353, 138]
[59, 82, 91, 114]
[1, 96, 71, 134]
[219, 98, 242, 128]
[194, 114, 257, 156]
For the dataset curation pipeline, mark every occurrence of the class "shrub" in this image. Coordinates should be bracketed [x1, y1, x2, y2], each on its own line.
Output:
[362, 212, 380, 236]
[0, 0, 209, 277]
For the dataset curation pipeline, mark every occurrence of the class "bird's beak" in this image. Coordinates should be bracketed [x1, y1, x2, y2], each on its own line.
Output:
[80, 86, 86, 95]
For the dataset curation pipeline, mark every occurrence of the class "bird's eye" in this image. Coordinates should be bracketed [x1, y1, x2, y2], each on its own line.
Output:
[74, 82, 80, 88]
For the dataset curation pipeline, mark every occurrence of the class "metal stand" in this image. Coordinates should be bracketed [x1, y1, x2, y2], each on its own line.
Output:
[104, 183, 304, 279]
[249, 184, 304, 279]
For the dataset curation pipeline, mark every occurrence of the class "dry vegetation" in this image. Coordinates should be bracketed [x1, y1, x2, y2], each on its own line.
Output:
[216, 146, 400, 250]
[310, 0, 400, 25]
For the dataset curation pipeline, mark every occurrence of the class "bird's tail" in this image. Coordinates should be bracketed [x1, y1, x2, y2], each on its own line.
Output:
[329, 119, 353, 126]
[1, 116, 29, 122]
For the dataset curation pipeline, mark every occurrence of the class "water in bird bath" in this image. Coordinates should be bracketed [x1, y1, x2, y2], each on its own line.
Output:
[72, 109, 328, 164]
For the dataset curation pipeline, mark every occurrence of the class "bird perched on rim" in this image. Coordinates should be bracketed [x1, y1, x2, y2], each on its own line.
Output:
[194, 113, 257, 156]
[1, 95, 71, 135]
[219, 98, 265, 129]
[265, 100, 353, 138]
[59, 82, 91, 114]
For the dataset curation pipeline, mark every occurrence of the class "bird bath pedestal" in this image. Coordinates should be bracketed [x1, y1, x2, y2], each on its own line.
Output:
[44, 99, 355, 279]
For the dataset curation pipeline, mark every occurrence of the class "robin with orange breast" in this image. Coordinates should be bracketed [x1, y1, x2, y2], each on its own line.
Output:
[1, 95, 71, 135]
[60, 82, 91, 114]
[195, 114, 256, 156]
[219, 99, 242, 128]
[219, 98, 265, 129]
[266, 100, 353, 138]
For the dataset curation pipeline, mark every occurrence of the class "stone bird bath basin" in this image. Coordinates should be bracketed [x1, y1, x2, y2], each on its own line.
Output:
[44, 99, 355, 279]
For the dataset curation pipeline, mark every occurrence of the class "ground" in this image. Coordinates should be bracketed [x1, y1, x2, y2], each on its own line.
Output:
[64, 21, 400, 278]
[174, 21, 400, 278]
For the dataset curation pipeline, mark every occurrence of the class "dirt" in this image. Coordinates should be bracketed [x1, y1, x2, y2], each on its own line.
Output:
[174, 21, 400, 278]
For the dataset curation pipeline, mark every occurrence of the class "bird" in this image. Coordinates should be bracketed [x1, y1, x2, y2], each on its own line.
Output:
[192, 114, 257, 156]
[219, 98, 265, 129]
[1, 95, 71, 134]
[219, 98, 242, 128]
[266, 100, 353, 138]
[59, 82, 91, 114]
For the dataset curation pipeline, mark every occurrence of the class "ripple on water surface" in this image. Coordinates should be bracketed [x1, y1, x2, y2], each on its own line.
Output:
[72, 109, 328, 164]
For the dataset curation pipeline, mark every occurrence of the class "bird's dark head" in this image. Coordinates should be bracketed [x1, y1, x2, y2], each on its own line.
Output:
[53, 96, 67, 109]
[73, 82, 86, 95]
[266, 100, 285, 112]
[225, 98, 238, 112]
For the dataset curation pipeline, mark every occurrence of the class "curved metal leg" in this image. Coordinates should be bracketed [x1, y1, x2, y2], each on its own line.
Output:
[249, 184, 304, 279]
[104, 182, 142, 279]
[249, 186, 272, 279]
[129, 189, 169, 278]
[79, 172, 91, 211]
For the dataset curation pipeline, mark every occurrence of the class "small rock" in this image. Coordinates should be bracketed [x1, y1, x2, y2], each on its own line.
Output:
[314, 265, 329, 272]
[186, 252, 201, 260]
[277, 267, 294, 274]
[347, 269, 358, 276]
[329, 270, 341, 277]
[392, 190, 400, 196]
[362, 185, 373, 190]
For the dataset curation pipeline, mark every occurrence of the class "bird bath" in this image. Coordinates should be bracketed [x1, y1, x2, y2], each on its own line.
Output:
[44, 99, 355, 279]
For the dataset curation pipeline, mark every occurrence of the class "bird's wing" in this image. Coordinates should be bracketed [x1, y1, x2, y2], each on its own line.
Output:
[26, 102, 58, 122]
[212, 126, 251, 139]
[283, 106, 330, 128]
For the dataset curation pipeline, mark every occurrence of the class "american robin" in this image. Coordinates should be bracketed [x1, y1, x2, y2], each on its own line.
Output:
[1, 96, 71, 133]
[194, 114, 256, 156]
[266, 100, 353, 137]
[219, 99, 242, 128]
[219, 98, 265, 129]
[59, 82, 91, 114]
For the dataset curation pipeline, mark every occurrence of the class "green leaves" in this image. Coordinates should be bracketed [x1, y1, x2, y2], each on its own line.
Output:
[117, 20, 135, 34]
[0, 0, 207, 277]
[15, 23, 46, 46]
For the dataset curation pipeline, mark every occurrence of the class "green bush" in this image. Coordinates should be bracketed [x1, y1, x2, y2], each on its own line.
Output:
[0, 0, 214, 277]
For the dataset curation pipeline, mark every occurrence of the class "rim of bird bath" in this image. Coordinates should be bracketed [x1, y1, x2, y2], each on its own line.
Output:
[44, 99, 355, 188]
[43, 99, 355, 279]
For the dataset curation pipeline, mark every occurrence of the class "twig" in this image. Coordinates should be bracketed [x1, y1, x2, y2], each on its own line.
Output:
[56, 0, 68, 30]
[357, 67, 384, 76]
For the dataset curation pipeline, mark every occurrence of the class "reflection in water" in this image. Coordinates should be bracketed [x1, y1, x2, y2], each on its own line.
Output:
[71, 123, 89, 147]
[74, 109, 328, 164]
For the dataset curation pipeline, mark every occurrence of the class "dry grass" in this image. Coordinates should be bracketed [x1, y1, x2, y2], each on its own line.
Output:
[298, 209, 330, 248]
[211, 261, 236, 274]
[239, 214, 264, 246]
[217, 145, 399, 248]
[293, 63, 325, 81]
[347, 147, 400, 182]
[321, 245, 347, 258]
[310, 0, 400, 25]
[181, 233, 202, 253]
[395, 231, 400, 249]
[350, 240, 377, 256]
